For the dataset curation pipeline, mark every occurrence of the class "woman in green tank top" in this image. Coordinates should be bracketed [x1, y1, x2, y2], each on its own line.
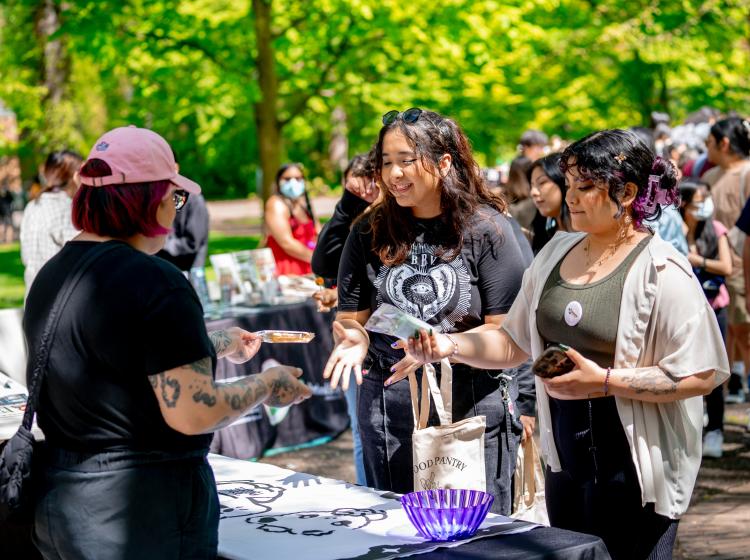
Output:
[390, 130, 730, 560]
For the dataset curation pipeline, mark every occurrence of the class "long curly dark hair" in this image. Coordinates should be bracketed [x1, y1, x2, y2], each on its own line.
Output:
[364, 110, 507, 266]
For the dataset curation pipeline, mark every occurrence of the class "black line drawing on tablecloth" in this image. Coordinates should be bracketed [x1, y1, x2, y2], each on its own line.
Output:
[217, 480, 286, 519]
[245, 507, 388, 537]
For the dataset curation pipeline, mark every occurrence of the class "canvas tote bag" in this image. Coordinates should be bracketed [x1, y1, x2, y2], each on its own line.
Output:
[511, 436, 549, 525]
[409, 360, 486, 492]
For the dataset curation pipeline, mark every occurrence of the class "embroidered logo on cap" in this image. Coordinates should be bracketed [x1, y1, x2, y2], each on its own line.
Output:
[95, 141, 109, 152]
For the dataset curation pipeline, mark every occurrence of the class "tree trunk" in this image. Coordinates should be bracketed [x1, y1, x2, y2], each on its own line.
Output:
[252, 0, 281, 204]
[35, 0, 67, 104]
[329, 105, 348, 175]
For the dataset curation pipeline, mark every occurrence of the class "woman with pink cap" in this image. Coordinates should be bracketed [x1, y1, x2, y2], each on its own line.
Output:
[23, 126, 311, 558]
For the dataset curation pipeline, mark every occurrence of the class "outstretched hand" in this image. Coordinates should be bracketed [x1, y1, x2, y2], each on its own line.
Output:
[322, 321, 368, 390]
[386, 329, 454, 385]
[541, 346, 607, 400]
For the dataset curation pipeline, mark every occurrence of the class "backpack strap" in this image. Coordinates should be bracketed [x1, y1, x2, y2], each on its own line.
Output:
[22, 242, 121, 430]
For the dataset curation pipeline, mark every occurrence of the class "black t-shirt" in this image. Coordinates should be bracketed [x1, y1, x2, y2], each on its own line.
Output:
[337, 206, 527, 356]
[23, 240, 216, 454]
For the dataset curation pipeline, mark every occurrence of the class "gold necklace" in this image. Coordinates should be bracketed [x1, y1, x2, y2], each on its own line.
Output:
[583, 235, 629, 268]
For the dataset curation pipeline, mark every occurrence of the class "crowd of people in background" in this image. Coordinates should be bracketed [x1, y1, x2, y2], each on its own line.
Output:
[312, 106, 744, 560]
[9, 103, 750, 560]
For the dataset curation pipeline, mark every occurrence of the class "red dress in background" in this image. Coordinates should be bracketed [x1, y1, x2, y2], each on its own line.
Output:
[267, 216, 317, 275]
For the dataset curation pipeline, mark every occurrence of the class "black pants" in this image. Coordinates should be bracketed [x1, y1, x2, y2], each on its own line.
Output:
[358, 347, 522, 515]
[547, 396, 678, 560]
[706, 306, 727, 432]
[33, 448, 219, 560]
[546, 468, 678, 560]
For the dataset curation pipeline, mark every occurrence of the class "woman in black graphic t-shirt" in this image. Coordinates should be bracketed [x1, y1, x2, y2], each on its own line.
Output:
[323, 109, 530, 514]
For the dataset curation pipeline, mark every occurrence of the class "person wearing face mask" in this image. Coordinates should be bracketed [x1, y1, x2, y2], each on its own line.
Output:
[265, 163, 319, 275]
[679, 179, 732, 458]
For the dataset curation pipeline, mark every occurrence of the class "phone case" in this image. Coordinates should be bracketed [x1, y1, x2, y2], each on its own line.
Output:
[532, 346, 575, 378]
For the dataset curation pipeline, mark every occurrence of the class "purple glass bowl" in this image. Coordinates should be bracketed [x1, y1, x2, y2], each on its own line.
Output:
[400, 488, 494, 541]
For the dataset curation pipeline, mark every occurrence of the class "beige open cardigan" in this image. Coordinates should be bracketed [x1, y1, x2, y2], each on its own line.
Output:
[503, 231, 730, 519]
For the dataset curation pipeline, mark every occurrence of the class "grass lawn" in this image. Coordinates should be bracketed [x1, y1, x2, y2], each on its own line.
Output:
[0, 243, 24, 309]
[0, 232, 261, 310]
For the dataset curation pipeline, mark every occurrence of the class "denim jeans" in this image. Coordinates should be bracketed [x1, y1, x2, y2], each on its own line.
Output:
[33, 448, 219, 560]
[344, 381, 366, 485]
[357, 347, 522, 515]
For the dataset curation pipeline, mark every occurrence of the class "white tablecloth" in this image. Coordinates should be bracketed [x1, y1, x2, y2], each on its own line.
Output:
[208, 454, 537, 560]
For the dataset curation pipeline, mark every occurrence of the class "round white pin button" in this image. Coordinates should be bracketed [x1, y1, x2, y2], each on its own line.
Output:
[564, 301, 583, 326]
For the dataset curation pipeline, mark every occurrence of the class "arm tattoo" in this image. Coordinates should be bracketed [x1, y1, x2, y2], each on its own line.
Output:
[620, 367, 678, 395]
[223, 377, 269, 412]
[188, 357, 213, 377]
[159, 374, 181, 407]
[209, 330, 234, 357]
[266, 375, 300, 408]
[192, 388, 217, 406]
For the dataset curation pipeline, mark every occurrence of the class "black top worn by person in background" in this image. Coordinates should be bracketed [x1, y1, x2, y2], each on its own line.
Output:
[23, 240, 216, 454]
[311, 189, 369, 284]
[156, 193, 210, 271]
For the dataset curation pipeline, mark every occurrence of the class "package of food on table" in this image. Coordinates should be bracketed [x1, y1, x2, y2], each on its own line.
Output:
[364, 303, 438, 341]
[255, 330, 315, 343]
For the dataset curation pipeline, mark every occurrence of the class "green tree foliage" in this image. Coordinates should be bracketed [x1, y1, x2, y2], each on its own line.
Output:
[1, 0, 748, 198]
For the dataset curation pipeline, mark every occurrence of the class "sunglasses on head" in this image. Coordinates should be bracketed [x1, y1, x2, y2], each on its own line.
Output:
[173, 189, 189, 211]
[382, 107, 423, 126]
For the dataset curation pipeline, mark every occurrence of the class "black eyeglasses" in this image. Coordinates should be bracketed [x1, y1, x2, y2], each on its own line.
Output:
[173, 189, 189, 211]
[382, 107, 423, 126]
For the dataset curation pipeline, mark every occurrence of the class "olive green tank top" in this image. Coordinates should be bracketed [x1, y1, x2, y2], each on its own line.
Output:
[536, 236, 651, 368]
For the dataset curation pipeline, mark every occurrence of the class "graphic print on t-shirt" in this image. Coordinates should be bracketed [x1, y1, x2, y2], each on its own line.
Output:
[375, 242, 471, 332]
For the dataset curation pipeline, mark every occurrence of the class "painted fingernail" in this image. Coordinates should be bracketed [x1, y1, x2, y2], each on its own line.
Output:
[362, 369, 368, 375]
[391, 341, 399, 348]
[384, 379, 392, 386]
[390, 366, 395, 372]
[559, 344, 570, 350]
[429, 329, 433, 335]
[415, 331, 420, 340]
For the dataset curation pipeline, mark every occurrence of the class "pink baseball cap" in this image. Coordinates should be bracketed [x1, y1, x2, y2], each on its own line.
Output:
[78, 126, 201, 194]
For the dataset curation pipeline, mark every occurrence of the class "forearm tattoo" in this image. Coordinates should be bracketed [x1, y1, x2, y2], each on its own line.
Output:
[619, 367, 678, 395]
[223, 378, 269, 411]
[209, 330, 234, 357]
[266, 375, 301, 408]
[150, 356, 296, 431]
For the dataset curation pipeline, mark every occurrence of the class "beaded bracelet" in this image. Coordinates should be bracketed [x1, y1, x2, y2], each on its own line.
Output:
[444, 333, 460, 359]
[604, 367, 612, 396]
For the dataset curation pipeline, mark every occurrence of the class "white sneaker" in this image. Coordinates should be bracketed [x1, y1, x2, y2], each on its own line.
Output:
[702, 430, 723, 458]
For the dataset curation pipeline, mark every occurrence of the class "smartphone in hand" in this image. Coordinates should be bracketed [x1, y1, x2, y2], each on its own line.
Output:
[532, 345, 575, 378]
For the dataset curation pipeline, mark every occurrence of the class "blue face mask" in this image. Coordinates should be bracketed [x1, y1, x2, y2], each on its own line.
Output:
[692, 196, 714, 221]
[279, 178, 305, 199]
